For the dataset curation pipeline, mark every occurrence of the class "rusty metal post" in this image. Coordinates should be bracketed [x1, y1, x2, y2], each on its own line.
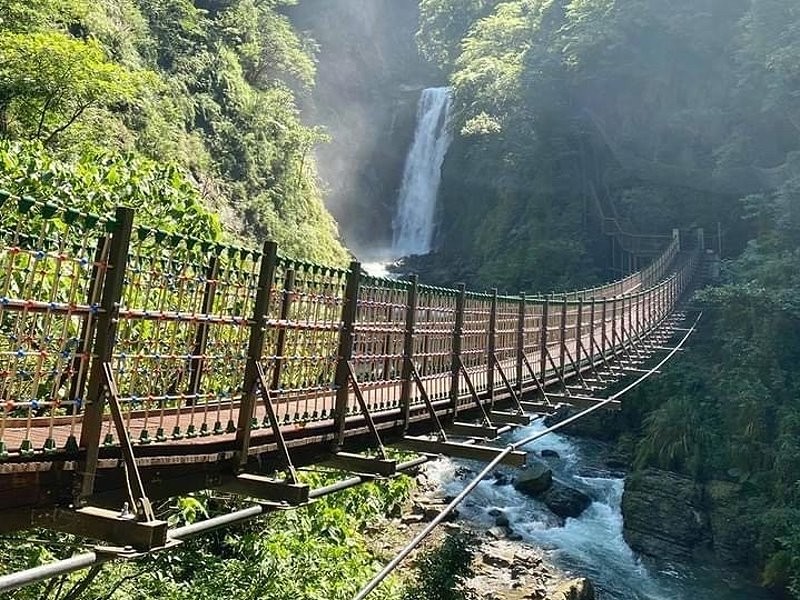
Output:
[600, 298, 608, 356]
[575, 298, 583, 368]
[78, 206, 134, 502]
[611, 296, 618, 352]
[334, 261, 361, 450]
[68, 236, 108, 415]
[636, 292, 643, 338]
[488, 289, 498, 406]
[516, 293, 526, 396]
[187, 256, 219, 407]
[559, 297, 568, 375]
[539, 298, 550, 380]
[450, 284, 466, 414]
[235, 241, 279, 469]
[400, 275, 419, 434]
[271, 268, 295, 390]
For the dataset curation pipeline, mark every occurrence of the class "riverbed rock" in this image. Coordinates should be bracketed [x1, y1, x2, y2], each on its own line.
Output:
[552, 577, 596, 600]
[493, 472, 512, 486]
[539, 481, 592, 519]
[541, 449, 561, 459]
[622, 469, 711, 561]
[513, 460, 553, 495]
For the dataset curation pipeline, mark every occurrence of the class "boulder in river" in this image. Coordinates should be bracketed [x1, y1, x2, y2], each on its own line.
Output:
[539, 481, 592, 519]
[553, 577, 596, 600]
[513, 460, 553, 495]
[541, 449, 561, 459]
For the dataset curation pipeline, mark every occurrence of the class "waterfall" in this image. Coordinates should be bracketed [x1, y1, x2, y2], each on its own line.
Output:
[392, 87, 453, 257]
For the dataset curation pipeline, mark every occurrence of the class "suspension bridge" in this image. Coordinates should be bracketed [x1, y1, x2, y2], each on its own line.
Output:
[0, 194, 706, 594]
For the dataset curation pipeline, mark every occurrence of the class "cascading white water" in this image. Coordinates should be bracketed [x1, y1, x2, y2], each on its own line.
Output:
[392, 87, 453, 257]
[427, 421, 772, 600]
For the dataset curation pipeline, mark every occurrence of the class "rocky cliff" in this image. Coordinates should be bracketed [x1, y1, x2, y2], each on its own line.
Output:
[622, 469, 755, 569]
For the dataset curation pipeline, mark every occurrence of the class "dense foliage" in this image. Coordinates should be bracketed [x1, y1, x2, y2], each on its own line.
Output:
[1, 473, 415, 600]
[416, 0, 800, 291]
[623, 173, 800, 594]
[402, 533, 476, 600]
[0, 0, 348, 263]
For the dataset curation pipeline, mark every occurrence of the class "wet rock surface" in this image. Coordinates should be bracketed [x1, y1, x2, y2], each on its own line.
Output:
[392, 465, 597, 600]
[538, 481, 592, 519]
[622, 468, 711, 561]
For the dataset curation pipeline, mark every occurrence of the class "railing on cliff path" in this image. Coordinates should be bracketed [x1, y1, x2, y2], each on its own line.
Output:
[0, 190, 698, 528]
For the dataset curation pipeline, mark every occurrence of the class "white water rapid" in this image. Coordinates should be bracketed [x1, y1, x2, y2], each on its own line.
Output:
[426, 421, 772, 600]
[391, 87, 453, 257]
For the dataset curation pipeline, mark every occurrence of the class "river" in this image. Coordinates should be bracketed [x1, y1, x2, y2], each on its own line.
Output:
[425, 419, 772, 600]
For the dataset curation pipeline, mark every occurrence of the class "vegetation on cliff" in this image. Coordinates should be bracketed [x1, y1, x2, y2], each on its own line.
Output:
[0, 0, 348, 263]
[416, 0, 800, 292]
[624, 179, 800, 593]
[415, 0, 800, 594]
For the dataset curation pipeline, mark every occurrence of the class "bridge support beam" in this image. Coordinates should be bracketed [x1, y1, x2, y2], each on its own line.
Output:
[394, 436, 527, 468]
[325, 452, 397, 477]
[30, 507, 168, 551]
[219, 474, 310, 506]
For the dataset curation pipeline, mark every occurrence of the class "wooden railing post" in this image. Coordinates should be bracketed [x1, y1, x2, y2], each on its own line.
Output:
[539, 297, 550, 380]
[235, 241, 279, 469]
[400, 275, 419, 434]
[334, 261, 361, 450]
[488, 288, 498, 405]
[68, 236, 108, 420]
[575, 298, 583, 368]
[589, 297, 597, 361]
[636, 292, 643, 338]
[450, 283, 466, 414]
[516, 293, 526, 396]
[78, 206, 134, 503]
[600, 298, 608, 355]
[271, 268, 295, 390]
[626, 294, 633, 348]
[186, 256, 219, 412]
[559, 297, 568, 374]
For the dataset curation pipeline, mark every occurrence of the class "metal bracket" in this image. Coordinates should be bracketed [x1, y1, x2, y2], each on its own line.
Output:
[411, 365, 448, 441]
[456, 356, 493, 427]
[395, 436, 526, 467]
[521, 352, 552, 406]
[346, 361, 387, 459]
[542, 346, 571, 395]
[490, 352, 525, 414]
[577, 337, 605, 384]
[101, 364, 155, 522]
[254, 363, 299, 484]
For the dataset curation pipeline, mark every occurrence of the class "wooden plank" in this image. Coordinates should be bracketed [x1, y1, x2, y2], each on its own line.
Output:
[325, 452, 397, 477]
[545, 394, 622, 411]
[394, 437, 526, 468]
[31, 507, 168, 550]
[219, 473, 310, 505]
[447, 422, 499, 440]
[489, 411, 531, 426]
[520, 401, 556, 414]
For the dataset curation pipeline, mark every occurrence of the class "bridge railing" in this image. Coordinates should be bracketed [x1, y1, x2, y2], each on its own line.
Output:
[0, 194, 698, 500]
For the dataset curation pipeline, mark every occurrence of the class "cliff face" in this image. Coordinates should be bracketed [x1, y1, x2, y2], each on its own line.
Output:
[286, 0, 436, 259]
